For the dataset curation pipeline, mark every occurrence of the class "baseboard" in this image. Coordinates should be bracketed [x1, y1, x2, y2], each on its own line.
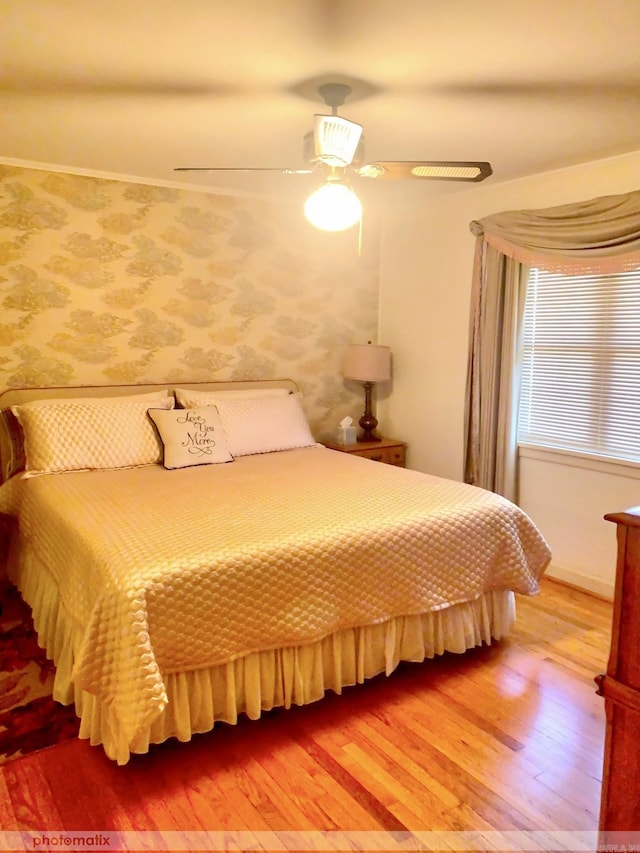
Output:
[544, 562, 614, 601]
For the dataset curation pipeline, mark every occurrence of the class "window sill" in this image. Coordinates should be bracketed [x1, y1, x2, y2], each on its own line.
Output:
[518, 443, 640, 481]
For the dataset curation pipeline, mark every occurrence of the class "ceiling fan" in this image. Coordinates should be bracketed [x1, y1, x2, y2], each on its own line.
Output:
[175, 83, 493, 231]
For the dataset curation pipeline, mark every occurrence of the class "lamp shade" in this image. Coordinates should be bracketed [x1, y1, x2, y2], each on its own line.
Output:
[341, 343, 391, 383]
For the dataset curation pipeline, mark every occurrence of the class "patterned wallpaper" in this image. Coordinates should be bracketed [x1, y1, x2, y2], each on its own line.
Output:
[0, 165, 380, 439]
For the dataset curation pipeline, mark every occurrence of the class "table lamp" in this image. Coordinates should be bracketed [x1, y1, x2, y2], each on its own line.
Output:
[341, 342, 392, 442]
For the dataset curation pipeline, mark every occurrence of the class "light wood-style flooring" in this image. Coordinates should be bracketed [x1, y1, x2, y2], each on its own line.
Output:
[0, 578, 612, 846]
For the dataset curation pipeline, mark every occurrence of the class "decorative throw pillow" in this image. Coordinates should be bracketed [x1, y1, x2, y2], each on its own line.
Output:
[213, 394, 316, 457]
[147, 406, 233, 469]
[12, 390, 173, 476]
[174, 386, 290, 409]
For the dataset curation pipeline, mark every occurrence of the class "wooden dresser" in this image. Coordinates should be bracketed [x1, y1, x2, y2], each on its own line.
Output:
[595, 506, 640, 835]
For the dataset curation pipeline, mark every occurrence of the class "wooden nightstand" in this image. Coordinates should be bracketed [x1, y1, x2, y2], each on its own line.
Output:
[322, 437, 407, 468]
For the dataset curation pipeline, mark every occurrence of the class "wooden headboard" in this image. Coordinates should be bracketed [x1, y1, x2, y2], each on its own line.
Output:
[0, 378, 298, 408]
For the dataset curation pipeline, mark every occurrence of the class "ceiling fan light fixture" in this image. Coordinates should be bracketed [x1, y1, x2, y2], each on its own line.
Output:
[313, 115, 363, 167]
[304, 180, 362, 232]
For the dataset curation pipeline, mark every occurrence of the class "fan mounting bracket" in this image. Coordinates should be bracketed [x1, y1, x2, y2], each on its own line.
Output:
[318, 83, 351, 114]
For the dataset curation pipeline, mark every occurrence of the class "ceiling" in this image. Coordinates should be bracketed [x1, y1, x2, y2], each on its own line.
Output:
[1, 0, 639, 201]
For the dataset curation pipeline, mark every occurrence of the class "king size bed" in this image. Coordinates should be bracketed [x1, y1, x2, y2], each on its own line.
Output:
[0, 380, 551, 764]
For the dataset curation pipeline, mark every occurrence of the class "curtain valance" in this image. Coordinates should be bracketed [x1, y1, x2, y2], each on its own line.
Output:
[470, 188, 640, 273]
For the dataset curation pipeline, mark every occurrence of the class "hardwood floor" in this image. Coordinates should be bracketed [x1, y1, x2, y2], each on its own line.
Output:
[0, 578, 612, 849]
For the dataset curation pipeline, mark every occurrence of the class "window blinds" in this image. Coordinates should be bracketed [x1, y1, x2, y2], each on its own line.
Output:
[517, 267, 640, 463]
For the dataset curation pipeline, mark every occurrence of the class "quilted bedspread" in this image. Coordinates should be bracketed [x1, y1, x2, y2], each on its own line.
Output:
[1, 445, 550, 744]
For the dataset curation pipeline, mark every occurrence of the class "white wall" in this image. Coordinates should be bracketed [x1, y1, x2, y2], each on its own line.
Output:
[378, 150, 640, 598]
[518, 448, 639, 597]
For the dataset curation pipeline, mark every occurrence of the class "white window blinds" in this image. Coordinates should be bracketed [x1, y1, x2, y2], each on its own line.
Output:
[517, 267, 640, 463]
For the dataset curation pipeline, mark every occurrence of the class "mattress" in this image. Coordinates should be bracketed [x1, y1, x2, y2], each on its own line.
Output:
[0, 445, 551, 762]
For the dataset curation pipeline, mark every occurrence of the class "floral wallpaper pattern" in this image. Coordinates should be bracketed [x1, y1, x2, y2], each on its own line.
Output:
[0, 166, 379, 438]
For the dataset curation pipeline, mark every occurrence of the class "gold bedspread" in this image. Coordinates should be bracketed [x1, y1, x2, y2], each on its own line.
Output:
[1, 446, 551, 747]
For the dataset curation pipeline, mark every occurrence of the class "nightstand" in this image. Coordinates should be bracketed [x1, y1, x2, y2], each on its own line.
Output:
[322, 437, 407, 468]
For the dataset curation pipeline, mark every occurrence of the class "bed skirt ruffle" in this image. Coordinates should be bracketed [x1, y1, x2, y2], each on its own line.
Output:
[9, 535, 515, 765]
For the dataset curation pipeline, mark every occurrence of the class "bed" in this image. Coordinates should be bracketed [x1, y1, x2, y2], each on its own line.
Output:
[0, 380, 551, 765]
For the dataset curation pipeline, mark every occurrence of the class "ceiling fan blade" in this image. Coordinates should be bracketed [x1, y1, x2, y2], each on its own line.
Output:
[174, 167, 314, 174]
[355, 161, 493, 182]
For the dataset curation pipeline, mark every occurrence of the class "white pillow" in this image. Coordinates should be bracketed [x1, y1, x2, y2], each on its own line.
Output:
[12, 390, 173, 476]
[175, 386, 290, 409]
[148, 406, 233, 469]
[214, 394, 316, 457]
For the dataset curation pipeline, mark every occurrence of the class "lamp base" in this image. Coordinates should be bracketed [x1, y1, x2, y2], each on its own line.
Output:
[357, 381, 381, 442]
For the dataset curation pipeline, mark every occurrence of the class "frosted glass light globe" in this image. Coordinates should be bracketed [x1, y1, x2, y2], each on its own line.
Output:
[303, 182, 362, 232]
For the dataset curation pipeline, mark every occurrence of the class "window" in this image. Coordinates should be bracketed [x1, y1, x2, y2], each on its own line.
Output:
[517, 266, 640, 464]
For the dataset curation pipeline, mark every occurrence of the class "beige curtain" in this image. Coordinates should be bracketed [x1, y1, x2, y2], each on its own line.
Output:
[471, 189, 640, 273]
[464, 188, 640, 501]
[464, 241, 528, 501]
